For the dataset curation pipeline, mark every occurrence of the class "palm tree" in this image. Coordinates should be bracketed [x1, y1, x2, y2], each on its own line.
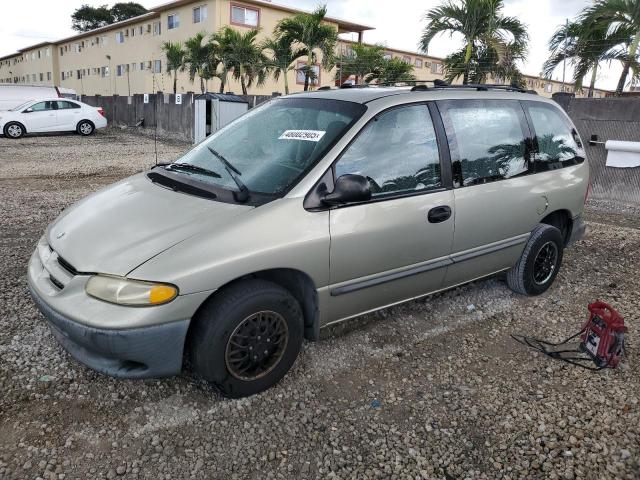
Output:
[335, 43, 385, 85]
[161, 41, 185, 94]
[262, 36, 305, 94]
[184, 32, 215, 93]
[420, 0, 528, 85]
[378, 58, 417, 84]
[275, 5, 338, 91]
[212, 27, 269, 95]
[543, 17, 632, 97]
[581, 0, 640, 95]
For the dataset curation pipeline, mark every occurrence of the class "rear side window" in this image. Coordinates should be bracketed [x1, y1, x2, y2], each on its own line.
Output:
[523, 101, 585, 170]
[56, 101, 80, 109]
[438, 100, 530, 187]
[335, 104, 441, 197]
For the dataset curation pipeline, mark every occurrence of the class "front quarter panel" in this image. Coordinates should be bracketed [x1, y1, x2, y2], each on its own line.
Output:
[130, 197, 330, 297]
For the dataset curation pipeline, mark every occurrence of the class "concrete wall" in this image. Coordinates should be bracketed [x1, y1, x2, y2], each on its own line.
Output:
[80, 92, 275, 141]
[562, 98, 640, 205]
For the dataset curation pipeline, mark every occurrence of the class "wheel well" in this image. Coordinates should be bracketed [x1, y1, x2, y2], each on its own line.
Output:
[540, 210, 573, 245]
[192, 269, 320, 342]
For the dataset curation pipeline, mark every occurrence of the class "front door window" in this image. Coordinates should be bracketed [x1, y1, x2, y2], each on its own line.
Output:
[335, 104, 441, 197]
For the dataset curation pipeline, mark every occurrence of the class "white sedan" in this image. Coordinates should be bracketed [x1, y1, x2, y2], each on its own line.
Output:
[0, 98, 107, 139]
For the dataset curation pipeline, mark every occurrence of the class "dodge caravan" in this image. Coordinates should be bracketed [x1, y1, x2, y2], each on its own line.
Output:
[28, 85, 588, 397]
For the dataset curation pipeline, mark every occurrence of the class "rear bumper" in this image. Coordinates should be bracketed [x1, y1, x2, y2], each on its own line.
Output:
[568, 215, 586, 245]
[94, 116, 107, 129]
[29, 282, 190, 378]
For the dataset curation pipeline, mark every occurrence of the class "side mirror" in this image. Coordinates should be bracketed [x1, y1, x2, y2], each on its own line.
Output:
[322, 174, 371, 205]
[24, 108, 33, 113]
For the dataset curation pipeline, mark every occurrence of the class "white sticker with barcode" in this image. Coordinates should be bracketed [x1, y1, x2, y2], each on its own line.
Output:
[279, 130, 326, 142]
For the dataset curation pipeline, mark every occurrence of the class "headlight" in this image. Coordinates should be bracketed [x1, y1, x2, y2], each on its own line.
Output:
[85, 275, 178, 306]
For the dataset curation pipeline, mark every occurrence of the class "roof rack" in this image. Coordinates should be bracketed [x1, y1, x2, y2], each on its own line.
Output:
[406, 79, 538, 95]
[378, 79, 536, 94]
[316, 80, 537, 95]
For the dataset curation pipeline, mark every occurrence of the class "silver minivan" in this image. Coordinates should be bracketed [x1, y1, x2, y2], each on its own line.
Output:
[28, 85, 588, 397]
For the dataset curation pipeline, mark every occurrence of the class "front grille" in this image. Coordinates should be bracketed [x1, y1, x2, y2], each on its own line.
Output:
[57, 256, 78, 276]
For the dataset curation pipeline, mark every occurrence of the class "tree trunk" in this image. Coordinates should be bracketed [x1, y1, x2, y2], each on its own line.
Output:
[241, 75, 248, 96]
[616, 31, 640, 96]
[173, 73, 177, 94]
[304, 69, 310, 91]
[284, 69, 289, 95]
[304, 53, 313, 91]
[463, 40, 473, 85]
[200, 76, 205, 94]
[587, 64, 597, 98]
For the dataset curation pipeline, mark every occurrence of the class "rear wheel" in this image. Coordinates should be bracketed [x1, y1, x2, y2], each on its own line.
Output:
[507, 224, 564, 296]
[76, 120, 94, 136]
[189, 279, 303, 398]
[3, 122, 25, 139]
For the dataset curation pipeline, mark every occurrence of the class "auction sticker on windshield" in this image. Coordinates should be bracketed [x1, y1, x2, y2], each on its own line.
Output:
[279, 130, 326, 142]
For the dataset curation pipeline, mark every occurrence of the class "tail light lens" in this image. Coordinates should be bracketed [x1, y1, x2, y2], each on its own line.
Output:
[97, 107, 105, 117]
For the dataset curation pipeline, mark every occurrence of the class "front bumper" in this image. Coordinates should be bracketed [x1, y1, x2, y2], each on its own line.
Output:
[29, 283, 189, 378]
[27, 237, 213, 378]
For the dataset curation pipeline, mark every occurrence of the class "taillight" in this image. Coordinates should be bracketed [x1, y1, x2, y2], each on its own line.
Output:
[97, 107, 105, 117]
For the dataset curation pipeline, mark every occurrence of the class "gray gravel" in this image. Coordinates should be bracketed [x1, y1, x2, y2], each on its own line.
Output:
[0, 129, 638, 479]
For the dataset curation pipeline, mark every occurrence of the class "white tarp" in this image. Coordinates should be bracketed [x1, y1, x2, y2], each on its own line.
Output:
[605, 140, 640, 168]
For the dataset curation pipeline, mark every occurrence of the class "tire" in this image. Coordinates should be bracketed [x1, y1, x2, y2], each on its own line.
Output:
[507, 224, 564, 296]
[76, 120, 94, 136]
[189, 279, 304, 398]
[3, 122, 25, 139]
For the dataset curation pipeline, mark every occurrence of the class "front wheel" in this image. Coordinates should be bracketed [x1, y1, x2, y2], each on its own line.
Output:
[77, 120, 94, 136]
[507, 224, 564, 296]
[189, 279, 303, 398]
[4, 122, 25, 139]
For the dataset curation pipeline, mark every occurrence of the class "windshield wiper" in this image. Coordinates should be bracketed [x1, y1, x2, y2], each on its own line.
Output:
[207, 146, 249, 203]
[162, 162, 222, 178]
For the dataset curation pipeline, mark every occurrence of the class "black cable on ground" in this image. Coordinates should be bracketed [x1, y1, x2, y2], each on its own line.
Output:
[510, 332, 609, 371]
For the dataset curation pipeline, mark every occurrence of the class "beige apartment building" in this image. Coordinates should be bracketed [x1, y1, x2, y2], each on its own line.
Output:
[0, 0, 370, 96]
[0, 0, 610, 98]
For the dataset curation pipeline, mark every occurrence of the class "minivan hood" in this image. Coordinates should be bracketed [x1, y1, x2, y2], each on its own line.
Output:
[47, 172, 251, 276]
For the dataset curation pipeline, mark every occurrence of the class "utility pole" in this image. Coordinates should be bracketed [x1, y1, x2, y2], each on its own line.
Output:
[561, 18, 568, 92]
[127, 64, 131, 97]
[106, 54, 113, 95]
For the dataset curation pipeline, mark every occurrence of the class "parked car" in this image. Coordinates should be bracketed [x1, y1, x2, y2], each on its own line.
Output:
[27, 85, 589, 397]
[0, 98, 106, 138]
[0, 84, 75, 110]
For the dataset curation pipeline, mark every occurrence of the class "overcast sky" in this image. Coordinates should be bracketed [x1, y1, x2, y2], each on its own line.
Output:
[0, 0, 623, 90]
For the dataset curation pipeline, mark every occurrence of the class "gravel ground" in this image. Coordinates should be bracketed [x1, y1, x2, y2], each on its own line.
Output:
[0, 130, 638, 480]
